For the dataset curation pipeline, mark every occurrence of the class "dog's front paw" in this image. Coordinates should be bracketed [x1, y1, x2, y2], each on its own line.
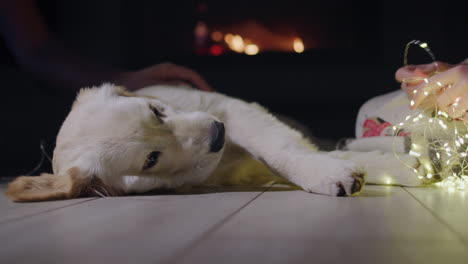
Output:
[334, 171, 366, 197]
[293, 157, 365, 197]
[318, 159, 365, 197]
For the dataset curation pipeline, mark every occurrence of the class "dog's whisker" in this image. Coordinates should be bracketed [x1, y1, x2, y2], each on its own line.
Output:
[25, 140, 51, 176]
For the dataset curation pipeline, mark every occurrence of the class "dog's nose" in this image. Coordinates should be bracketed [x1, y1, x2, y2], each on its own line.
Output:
[209, 121, 225, 153]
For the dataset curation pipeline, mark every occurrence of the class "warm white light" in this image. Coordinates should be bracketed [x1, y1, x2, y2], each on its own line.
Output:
[293, 38, 304, 53]
[244, 44, 259, 55]
[231, 35, 244, 53]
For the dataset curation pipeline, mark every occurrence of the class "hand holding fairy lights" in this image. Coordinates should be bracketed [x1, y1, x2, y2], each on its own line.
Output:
[396, 61, 468, 121]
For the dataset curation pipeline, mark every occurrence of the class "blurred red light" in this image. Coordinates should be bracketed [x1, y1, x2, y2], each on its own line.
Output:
[209, 45, 223, 56]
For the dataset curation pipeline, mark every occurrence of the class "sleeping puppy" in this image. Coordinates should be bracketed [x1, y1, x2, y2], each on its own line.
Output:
[6, 84, 376, 201]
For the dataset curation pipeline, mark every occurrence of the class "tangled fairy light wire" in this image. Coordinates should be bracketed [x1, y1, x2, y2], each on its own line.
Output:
[393, 40, 468, 191]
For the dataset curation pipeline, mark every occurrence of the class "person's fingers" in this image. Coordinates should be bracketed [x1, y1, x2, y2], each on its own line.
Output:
[396, 63, 433, 82]
[165, 64, 214, 91]
[436, 81, 467, 112]
[155, 80, 189, 86]
[447, 95, 468, 118]
[182, 72, 214, 92]
[401, 83, 413, 98]
[396, 61, 451, 83]
[397, 68, 428, 89]
[396, 65, 419, 82]
[418, 62, 444, 74]
[411, 68, 460, 109]
[461, 112, 468, 122]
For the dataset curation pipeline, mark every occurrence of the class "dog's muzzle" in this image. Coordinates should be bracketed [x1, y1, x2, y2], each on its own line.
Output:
[210, 121, 225, 153]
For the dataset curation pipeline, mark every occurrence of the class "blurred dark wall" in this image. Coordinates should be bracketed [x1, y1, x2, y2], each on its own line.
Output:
[0, 0, 466, 176]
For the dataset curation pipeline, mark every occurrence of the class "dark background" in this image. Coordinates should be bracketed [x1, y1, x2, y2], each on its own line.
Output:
[0, 0, 467, 177]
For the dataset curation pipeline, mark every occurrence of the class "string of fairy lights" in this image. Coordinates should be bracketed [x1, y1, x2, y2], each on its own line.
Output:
[393, 40, 468, 192]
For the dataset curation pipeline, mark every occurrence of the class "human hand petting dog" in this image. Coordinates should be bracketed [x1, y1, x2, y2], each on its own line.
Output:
[396, 60, 468, 120]
[117, 63, 214, 92]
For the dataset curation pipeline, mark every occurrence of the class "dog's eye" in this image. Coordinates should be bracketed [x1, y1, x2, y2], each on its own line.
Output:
[150, 105, 166, 121]
[143, 151, 161, 170]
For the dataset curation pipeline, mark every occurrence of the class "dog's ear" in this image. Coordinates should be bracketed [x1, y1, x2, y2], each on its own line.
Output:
[5, 167, 92, 202]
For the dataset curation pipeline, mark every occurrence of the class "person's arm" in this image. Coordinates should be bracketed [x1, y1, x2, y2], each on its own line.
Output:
[0, 0, 213, 92]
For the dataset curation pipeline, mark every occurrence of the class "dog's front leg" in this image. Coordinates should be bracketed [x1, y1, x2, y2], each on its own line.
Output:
[220, 99, 364, 196]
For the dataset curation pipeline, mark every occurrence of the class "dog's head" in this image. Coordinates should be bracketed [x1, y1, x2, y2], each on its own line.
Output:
[7, 84, 225, 201]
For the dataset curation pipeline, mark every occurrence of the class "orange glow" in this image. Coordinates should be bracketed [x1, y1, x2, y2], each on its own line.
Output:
[224, 33, 233, 44]
[211, 31, 223, 42]
[244, 44, 259, 55]
[293, 38, 304, 53]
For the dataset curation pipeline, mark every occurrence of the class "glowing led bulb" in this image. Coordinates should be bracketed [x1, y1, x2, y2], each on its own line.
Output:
[244, 44, 259, 55]
[293, 38, 304, 53]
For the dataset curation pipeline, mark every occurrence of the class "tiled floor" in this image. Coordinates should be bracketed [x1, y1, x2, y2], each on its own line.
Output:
[1, 183, 467, 264]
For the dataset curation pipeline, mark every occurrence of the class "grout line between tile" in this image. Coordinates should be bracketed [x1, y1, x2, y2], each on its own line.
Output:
[402, 187, 468, 248]
[162, 184, 273, 264]
[0, 197, 101, 226]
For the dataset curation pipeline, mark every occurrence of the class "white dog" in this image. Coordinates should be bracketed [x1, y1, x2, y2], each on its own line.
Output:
[6, 84, 422, 201]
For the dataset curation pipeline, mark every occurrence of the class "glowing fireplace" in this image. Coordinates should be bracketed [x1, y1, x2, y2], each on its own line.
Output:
[191, 0, 359, 56]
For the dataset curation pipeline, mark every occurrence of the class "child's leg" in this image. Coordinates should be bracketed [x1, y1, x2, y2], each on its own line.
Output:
[355, 90, 413, 138]
[336, 90, 425, 186]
